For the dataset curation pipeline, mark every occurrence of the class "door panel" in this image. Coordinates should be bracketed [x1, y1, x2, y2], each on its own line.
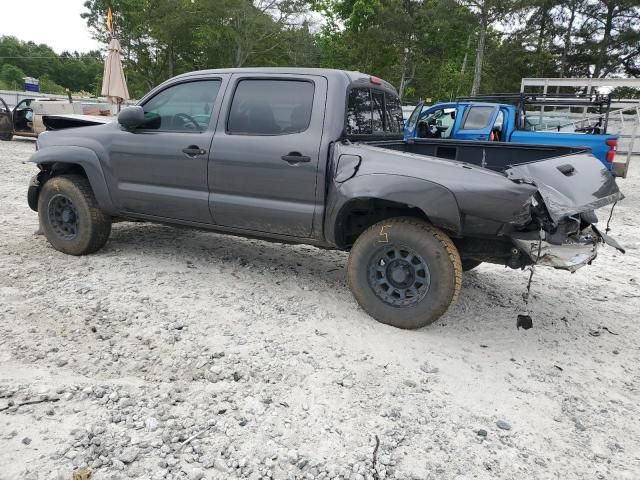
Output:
[404, 101, 424, 138]
[209, 75, 327, 237]
[106, 77, 228, 223]
[0, 97, 11, 140]
[109, 130, 214, 222]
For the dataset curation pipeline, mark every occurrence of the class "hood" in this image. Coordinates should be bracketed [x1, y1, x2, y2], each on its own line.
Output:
[42, 114, 114, 131]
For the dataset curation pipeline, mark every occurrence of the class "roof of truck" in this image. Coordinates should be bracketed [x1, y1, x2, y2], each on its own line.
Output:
[427, 101, 514, 109]
[168, 68, 398, 93]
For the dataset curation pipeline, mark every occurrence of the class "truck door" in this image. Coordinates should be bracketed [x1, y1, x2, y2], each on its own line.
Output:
[455, 105, 499, 141]
[0, 97, 12, 140]
[404, 101, 424, 138]
[12, 99, 34, 134]
[208, 74, 327, 238]
[106, 76, 228, 223]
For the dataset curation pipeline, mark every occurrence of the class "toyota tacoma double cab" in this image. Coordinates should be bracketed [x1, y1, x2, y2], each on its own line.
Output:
[26, 68, 624, 329]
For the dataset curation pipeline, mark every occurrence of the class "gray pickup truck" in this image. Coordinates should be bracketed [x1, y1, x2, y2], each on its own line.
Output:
[26, 68, 624, 329]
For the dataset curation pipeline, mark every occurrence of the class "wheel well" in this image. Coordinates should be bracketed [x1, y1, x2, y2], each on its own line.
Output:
[46, 162, 89, 179]
[30, 163, 90, 212]
[335, 198, 429, 248]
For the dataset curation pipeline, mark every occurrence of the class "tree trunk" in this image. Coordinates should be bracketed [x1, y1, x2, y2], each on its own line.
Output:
[558, 2, 577, 79]
[398, 46, 412, 102]
[455, 34, 472, 98]
[471, 12, 487, 96]
[461, 34, 471, 75]
[593, 2, 615, 78]
[167, 44, 174, 78]
[536, 6, 548, 76]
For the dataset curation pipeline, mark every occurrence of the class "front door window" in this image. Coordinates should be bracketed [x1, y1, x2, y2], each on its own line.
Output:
[141, 80, 221, 131]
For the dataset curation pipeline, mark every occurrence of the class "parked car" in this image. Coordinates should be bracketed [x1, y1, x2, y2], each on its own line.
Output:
[0, 97, 83, 140]
[25, 68, 624, 329]
[404, 100, 620, 171]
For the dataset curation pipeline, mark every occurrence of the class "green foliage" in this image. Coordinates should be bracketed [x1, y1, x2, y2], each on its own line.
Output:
[0, 36, 103, 94]
[39, 75, 66, 95]
[3, 0, 640, 99]
[0, 63, 26, 89]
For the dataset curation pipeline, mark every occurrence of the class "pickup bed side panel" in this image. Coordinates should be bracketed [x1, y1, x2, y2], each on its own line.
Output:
[324, 143, 544, 245]
[325, 173, 463, 246]
[27, 145, 117, 214]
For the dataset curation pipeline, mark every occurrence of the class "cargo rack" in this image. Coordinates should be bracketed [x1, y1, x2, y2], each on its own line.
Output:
[456, 93, 612, 133]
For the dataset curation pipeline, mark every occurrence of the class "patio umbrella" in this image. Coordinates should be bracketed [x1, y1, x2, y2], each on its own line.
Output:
[101, 38, 129, 109]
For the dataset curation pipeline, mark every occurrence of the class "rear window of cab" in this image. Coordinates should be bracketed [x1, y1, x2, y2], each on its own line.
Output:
[346, 87, 403, 136]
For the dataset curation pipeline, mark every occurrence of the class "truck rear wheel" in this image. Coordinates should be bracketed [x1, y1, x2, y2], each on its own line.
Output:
[347, 218, 462, 329]
[38, 175, 111, 255]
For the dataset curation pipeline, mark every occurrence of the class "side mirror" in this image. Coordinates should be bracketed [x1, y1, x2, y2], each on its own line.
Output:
[118, 106, 144, 130]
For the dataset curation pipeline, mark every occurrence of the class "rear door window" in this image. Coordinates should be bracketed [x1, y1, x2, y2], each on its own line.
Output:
[462, 106, 495, 130]
[227, 79, 314, 135]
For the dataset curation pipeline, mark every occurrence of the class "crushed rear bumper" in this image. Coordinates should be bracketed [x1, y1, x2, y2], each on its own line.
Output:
[511, 225, 624, 272]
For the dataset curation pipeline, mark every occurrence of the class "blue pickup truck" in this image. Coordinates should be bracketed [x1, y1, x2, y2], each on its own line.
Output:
[404, 100, 619, 169]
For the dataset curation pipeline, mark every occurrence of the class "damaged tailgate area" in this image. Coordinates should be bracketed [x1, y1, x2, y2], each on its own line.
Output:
[505, 153, 624, 271]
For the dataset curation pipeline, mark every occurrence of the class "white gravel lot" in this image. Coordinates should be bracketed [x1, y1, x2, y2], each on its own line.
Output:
[0, 137, 639, 480]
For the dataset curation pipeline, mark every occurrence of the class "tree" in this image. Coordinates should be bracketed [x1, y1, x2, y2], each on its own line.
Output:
[577, 0, 640, 78]
[0, 36, 103, 93]
[459, 0, 521, 95]
[0, 63, 26, 89]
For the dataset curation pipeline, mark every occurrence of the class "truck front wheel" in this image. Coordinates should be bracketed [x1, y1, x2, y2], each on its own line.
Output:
[347, 218, 462, 329]
[38, 175, 111, 255]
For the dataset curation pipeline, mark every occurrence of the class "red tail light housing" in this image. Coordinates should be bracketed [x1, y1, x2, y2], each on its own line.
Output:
[370, 76, 382, 85]
[606, 139, 617, 163]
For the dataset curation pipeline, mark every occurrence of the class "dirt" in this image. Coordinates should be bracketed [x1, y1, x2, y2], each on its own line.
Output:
[1, 137, 639, 480]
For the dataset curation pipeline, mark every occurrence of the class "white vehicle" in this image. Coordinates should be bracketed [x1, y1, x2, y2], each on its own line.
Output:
[0, 97, 104, 140]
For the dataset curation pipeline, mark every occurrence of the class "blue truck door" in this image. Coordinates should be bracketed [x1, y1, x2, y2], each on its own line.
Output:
[455, 105, 499, 141]
[404, 100, 424, 138]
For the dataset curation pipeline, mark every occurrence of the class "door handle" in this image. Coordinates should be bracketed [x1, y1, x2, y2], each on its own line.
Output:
[281, 152, 311, 164]
[182, 145, 206, 157]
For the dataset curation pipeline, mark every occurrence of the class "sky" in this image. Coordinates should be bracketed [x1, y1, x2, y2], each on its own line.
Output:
[0, 0, 102, 53]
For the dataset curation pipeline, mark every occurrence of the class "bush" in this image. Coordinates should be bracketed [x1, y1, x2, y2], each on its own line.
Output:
[39, 75, 66, 95]
[0, 64, 26, 89]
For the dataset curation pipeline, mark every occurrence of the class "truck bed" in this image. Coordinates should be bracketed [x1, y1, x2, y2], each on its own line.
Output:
[370, 138, 587, 173]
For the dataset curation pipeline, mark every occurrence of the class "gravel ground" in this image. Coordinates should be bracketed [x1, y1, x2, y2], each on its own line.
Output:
[1, 137, 639, 480]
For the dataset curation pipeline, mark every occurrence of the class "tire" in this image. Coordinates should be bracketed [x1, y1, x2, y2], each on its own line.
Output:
[461, 259, 482, 272]
[347, 217, 463, 329]
[0, 132, 13, 141]
[37, 175, 111, 255]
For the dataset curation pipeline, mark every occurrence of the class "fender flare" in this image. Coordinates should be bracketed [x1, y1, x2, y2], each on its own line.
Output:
[27, 145, 117, 214]
[327, 174, 462, 246]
